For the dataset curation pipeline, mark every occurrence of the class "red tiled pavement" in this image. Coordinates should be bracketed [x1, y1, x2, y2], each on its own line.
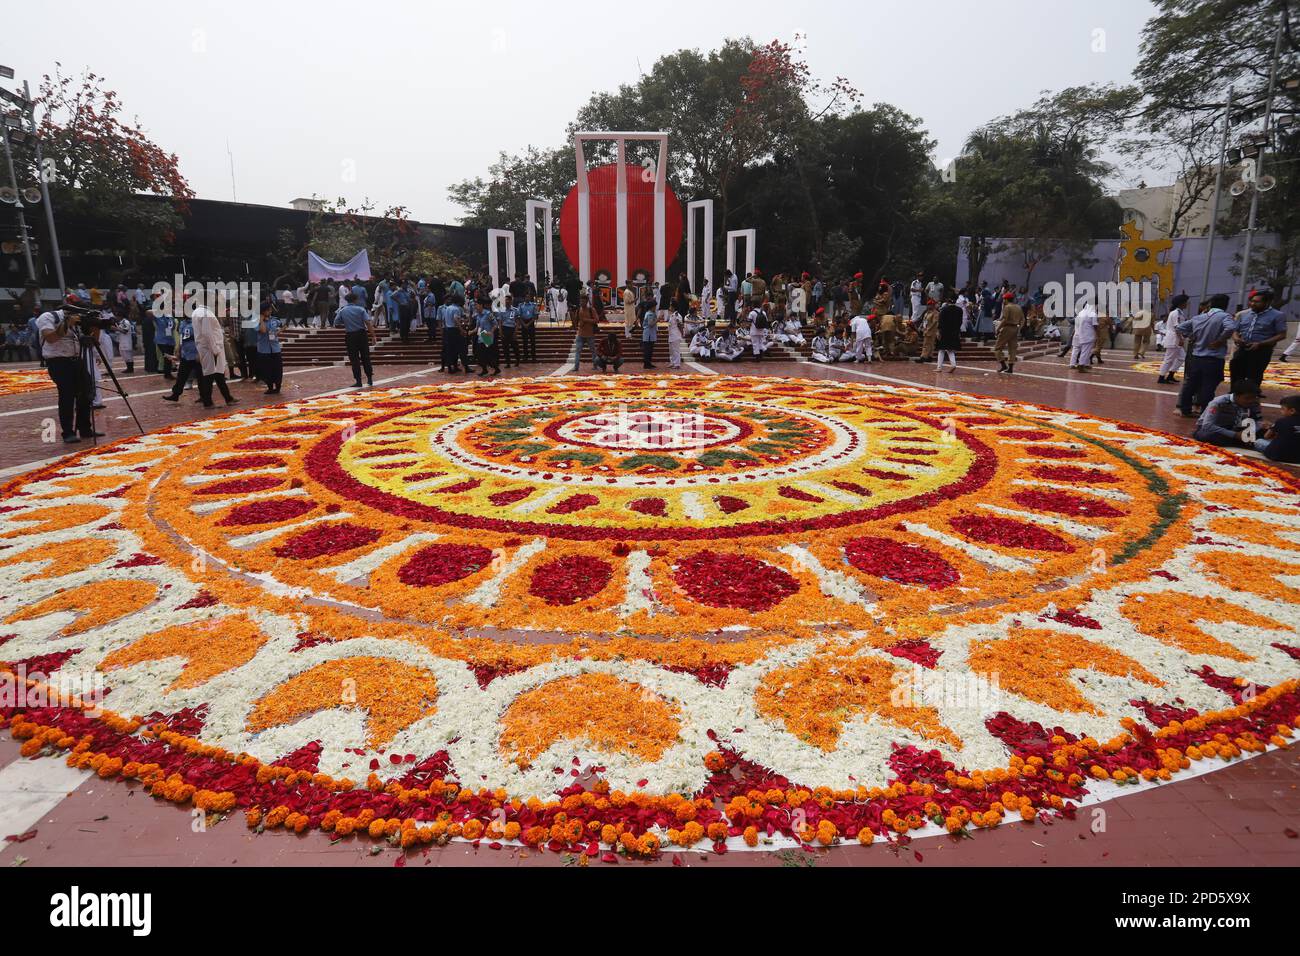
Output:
[1, 343, 1298, 867]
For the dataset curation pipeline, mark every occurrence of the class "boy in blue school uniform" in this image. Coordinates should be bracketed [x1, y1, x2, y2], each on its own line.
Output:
[497, 296, 521, 367]
[161, 314, 200, 401]
[256, 302, 283, 394]
[516, 296, 538, 363]
[1193, 380, 1262, 448]
[153, 308, 176, 380]
[1258, 394, 1300, 464]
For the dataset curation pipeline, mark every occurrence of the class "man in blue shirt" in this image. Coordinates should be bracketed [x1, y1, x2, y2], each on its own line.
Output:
[440, 297, 464, 373]
[351, 282, 368, 309]
[1176, 293, 1238, 416]
[392, 285, 413, 343]
[421, 289, 439, 343]
[256, 301, 283, 394]
[334, 293, 375, 387]
[517, 296, 539, 363]
[1193, 381, 1262, 448]
[1229, 289, 1288, 394]
[161, 313, 201, 402]
[153, 308, 176, 380]
[497, 295, 521, 368]
[473, 302, 500, 376]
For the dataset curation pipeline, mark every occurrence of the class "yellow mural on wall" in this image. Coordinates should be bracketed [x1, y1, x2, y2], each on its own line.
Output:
[1117, 220, 1174, 298]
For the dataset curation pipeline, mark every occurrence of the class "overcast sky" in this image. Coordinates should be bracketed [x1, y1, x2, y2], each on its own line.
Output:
[8, 0, 1157, 223]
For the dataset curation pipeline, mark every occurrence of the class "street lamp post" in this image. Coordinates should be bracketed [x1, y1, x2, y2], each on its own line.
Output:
[1235, 12, 1286, 309]
[0, 121, 36, 283]
[24, 80, 65, 292]
[1200, 87, 1233, 305]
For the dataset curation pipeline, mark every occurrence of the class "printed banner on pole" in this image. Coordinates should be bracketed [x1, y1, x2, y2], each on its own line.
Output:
[307, 249, 372, 282]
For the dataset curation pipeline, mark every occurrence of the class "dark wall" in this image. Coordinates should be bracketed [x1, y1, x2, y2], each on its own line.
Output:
[0, 195, 490, 287]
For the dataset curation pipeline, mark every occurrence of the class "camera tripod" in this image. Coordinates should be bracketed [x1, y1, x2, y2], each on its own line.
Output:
[77, 327, 145, 444]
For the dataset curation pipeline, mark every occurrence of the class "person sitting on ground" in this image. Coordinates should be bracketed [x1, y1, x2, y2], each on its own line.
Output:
[689, 323, 715, 359]
[829, 328, 851, 363]
[1257, 394, 1300, 463]
[810, 327, 834, 363]
[595, 332, 623, 373]
[714, 325, 743, 361]
[684, 306, 704, 341]
[899, 323, 920, 357]
[777, 314, 805, 347]
[1193, 380, 1262, 449]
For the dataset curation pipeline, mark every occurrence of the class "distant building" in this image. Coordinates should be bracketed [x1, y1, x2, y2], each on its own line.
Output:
[1116, 175, 1227, 239]
[289, 197, 326, 212]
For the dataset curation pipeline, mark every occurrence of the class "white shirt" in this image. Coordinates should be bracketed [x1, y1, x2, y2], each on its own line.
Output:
[850, 315, 873, 340]
[1163, 308, 1185, 348]
[1073, 306, 1099, 345]
[37, 310, 80, 359]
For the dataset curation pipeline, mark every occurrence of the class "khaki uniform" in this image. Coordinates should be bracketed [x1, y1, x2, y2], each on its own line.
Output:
[877, 314, 898, 358]
[994, 302, 1024, 364]
[1094, 314, 1113, 361]
[1130, 309, 1152, 358]
[920, 308, 939, 359]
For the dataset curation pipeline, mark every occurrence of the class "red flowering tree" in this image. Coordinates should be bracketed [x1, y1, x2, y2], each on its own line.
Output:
[25, 66, 193, 264]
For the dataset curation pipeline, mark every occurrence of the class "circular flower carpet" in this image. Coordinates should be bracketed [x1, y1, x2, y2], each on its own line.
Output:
[1131, 359, 1300, 391]
[2, 375, 1298, 856]
[0, 368, 52, 398]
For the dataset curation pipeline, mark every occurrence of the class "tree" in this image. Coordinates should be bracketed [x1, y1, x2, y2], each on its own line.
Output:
[446, 145, 573, 233]
[934, 88, 1126, 289]
[25, 65, 193, 266]
[450, 38, 862, 269]
[1135, 0, 1300, 300]
[267, 197, 443, 287]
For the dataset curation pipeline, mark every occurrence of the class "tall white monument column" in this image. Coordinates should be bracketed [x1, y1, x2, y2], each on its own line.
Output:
[524, 199, 553, 289]
[486, 229, 516, 289]
[686, 199, 714, 293]
[726, 229, 757, 278]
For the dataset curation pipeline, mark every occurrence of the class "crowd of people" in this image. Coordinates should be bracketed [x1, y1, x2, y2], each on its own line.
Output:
[5, 267, 1298, 464]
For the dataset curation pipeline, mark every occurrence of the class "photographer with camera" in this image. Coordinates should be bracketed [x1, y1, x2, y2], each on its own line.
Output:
[35, 304, 105, 444]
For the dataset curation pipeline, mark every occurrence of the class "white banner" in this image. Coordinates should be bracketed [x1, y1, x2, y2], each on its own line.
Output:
[307, 249, 372, 282]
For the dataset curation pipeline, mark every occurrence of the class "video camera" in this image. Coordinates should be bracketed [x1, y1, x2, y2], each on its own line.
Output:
[61, 304, 121, 333]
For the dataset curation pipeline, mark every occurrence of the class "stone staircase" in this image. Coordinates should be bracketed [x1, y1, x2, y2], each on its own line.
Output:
[279, 322, 676, 368]
[764, 334, 1057, 364]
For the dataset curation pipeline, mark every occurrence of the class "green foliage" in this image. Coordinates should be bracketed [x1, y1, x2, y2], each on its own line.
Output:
[1135, 0, 1300, 301]
[26, 66, 193, 264]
